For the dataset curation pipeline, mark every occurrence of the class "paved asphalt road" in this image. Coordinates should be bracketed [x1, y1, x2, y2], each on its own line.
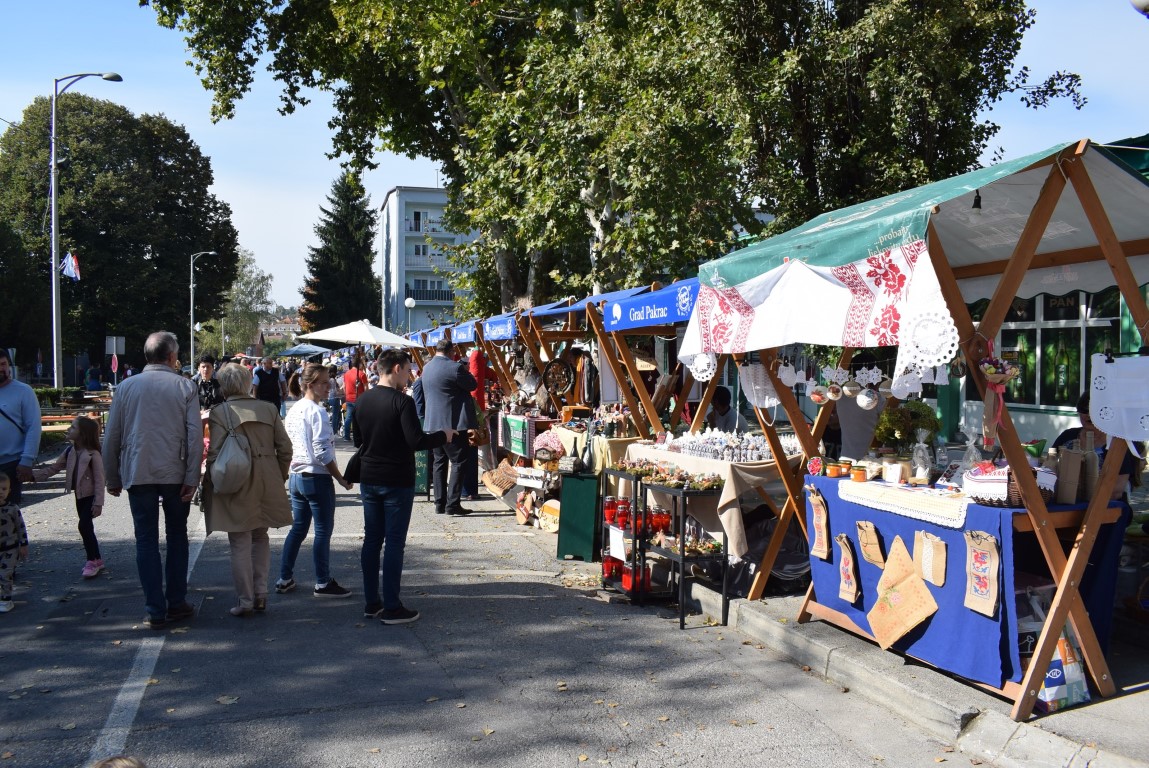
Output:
[2, 443, 976, 768]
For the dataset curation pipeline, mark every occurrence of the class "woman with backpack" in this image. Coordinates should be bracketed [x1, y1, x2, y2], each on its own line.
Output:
[202, 363, 293, 616]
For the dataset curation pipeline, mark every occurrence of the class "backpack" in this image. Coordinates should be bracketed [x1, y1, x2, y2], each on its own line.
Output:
[210, 403, 252, 495]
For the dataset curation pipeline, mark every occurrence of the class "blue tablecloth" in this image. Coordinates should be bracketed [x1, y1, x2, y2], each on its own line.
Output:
[805, 476, 1128, 688]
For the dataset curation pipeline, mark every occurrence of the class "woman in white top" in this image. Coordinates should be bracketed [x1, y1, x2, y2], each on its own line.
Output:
[275, 363, 354, 598]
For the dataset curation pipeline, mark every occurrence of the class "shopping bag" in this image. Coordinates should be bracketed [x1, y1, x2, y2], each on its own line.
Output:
[1026, 591, 1092, 713]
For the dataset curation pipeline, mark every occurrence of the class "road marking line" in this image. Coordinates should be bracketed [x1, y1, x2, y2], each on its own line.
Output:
[87, 514, 207, 765]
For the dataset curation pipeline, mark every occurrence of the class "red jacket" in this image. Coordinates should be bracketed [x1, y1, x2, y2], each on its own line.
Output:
[468, 350, 496, 410]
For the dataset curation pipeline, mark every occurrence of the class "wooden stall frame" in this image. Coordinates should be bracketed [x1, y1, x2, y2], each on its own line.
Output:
[787, 142, 1146, 721]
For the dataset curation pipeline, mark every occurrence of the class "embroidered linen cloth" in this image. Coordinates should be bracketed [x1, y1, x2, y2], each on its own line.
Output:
[838, 480, 969, 528]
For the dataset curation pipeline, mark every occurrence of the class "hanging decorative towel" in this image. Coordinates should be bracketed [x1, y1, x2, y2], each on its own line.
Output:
[913, 530, 947, 587]
[1089, 353, 1149, 458]
[835, 533, 860, 603]
[856, 520, 886, 569]
[963, 530, 1000, 617]
[866, 536, 939, 650]
[806, 484, 831, 560]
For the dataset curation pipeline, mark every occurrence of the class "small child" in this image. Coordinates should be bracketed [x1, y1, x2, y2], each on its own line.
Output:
[34, 416, 106, 579]
[0, 474, 28, 612]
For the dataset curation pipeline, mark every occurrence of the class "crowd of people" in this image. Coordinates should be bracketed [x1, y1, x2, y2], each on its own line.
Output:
[2, 330, 494, 627]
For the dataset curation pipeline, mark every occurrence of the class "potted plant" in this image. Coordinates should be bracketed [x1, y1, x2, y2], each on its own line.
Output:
[872, 399, 941, 455]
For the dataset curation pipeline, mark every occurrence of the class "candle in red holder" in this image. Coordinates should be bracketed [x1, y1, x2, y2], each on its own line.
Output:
[603, 496, 617, 525]
[616, 498, 631, 530]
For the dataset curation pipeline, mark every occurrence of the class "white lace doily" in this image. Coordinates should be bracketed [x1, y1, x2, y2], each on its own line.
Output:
[919, 366, 935, 385]
[900, 310, 960, 369]
[856, 366, 883, 387]
[777, 362, 797, 387]
[688, 352, 718, 382]
[822, 366, 850, 385]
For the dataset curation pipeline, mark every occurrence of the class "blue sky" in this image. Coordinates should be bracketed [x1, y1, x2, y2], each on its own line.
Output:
[2, 2, 1147, 308]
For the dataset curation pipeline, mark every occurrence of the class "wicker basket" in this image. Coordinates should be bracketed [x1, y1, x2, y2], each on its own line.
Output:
[968, 467, 1054, 507]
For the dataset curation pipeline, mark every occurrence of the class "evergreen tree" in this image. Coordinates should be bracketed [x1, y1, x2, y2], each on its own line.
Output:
[299, 172, 381, 332]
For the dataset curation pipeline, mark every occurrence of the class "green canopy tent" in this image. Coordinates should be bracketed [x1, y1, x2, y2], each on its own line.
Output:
[677, 139, 1149, 722]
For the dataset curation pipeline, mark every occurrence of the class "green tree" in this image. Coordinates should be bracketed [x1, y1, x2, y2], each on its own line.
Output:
[145, 0, 1080, 315]
[0, 221, 47, 370]
[298, 172, 380, 331]
[195, 248, 274, 359]
[0, 95, 239, 370]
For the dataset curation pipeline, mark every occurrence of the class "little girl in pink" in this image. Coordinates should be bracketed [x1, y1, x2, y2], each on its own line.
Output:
[34, 416, 106, 578]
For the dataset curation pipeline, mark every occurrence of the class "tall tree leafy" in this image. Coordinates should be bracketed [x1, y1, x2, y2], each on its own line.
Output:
[144, 0, 1081, 315]
[298, 172, 381, 331]
[0, 95, 239, 366]
[194, 248, 275, 359]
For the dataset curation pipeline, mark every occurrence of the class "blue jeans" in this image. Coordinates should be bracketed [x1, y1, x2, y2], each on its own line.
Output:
[360, 484, 416, 610]
[342, 401, 356, 442]
[127, 484, 190, 619]
[281, 473, 336, 585]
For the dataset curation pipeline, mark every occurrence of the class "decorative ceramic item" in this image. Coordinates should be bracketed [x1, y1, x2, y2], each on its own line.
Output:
[777, 360, 797, 387]
[878, 378, 894, 398]
[827, 383, 843, 401]
[842, 379, 862, 398]
[856, 387, 880, 411]
[809, 384, 830, 405]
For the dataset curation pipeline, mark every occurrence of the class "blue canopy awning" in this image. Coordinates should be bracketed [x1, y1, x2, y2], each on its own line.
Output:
[528, 286, 651, 320]
[424, 326, 447, 346]
[604, 279, 699, 332]
[482, 312, 518, 341]
[451, 320, 477, 344]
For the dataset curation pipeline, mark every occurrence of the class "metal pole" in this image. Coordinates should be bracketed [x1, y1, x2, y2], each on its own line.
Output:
[188, 251, 217, 368]
[189, 252, 195, 367]
[49, 83, 61, 388]
[49, 72, 121, 389]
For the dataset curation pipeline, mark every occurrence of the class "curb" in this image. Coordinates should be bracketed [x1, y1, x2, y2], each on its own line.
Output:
[685, 582, 1148, 768]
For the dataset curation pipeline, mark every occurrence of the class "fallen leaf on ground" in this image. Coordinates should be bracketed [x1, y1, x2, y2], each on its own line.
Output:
[170, 627, 189, 634]
[657, 716, 669, 722]
[146, 679, 159, 686]
[425, 696, 439, 703]
[593, 699, 604, 705]
[942, 746, 954, 753]
[482, 728, 495, 736]
[456, 703, 466, 708]
[934, 759, 946, 763]
[607, 702, 619, 708]
[112, 640, 122, 646]
[367, 748, 381, 753]
[1, 751, 13, 759]
[578, 755, 588, 762]
[216, 695, 239, 705]
[165, 708, 175, 713]
[61, 723, 76, 730]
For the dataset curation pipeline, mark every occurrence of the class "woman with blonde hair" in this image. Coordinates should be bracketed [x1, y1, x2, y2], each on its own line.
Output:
[203, 363, 293, 616]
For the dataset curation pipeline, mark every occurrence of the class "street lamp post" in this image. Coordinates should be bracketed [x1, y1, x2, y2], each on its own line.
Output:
[405, 297, 417, 331]
[189, 250, 217, 367]
[50, 72, 122, 388]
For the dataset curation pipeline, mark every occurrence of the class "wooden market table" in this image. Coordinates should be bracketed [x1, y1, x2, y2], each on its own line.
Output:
[615, 442, 801, 561]
[549, 424, 640, 475]
[797, 476, 1128, 713]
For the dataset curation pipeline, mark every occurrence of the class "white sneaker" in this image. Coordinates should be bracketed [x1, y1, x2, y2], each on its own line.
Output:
[0, 599, 13, 613]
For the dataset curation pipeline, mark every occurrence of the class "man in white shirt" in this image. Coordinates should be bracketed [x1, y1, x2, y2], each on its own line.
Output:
[707, 385, 749, 433]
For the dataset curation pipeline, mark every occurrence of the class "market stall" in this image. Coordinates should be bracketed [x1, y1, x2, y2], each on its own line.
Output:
[676, 140, 1149, 720]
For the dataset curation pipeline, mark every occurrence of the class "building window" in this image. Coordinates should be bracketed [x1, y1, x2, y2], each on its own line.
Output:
[969, 287, 1121, 408]
[413, 244, 428, 258]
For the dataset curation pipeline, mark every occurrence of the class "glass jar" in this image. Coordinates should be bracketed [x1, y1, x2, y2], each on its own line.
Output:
[603, 496, 617, 525]
[616, 498, 631, 530]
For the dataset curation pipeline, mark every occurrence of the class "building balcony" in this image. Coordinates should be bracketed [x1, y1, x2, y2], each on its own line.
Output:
[404, 218, 446, 233]
[405, 287, 455, 302]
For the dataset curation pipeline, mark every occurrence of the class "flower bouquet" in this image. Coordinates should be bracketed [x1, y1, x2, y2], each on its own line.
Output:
[978, 355, 1019, 447]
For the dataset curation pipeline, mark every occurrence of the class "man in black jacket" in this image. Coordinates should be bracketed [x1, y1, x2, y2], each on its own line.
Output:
[420, 339, 478, 516]
[352, 348, 455, 624]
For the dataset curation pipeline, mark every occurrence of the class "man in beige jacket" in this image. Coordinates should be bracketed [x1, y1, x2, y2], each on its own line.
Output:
[104, 331, 203, 629]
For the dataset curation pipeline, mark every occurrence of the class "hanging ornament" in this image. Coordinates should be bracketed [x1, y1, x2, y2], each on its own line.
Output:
[934, 364, 950, 384]
[688, 352, 718, 382]
[878, 377, 894, 398]
[949, 358, 967, 379]
[857, 387, 880, 411]
[809, 384, 830, 405]
[857, 366, 883, 387]
[891, 373, 918, 401]
[738, 363, 780, 409]
[898, 309, 961, 369]
[827, 383, 843, 401]
[777, 360, 797, 387]
[842, 379, 862, 398]
[919, 366, 935, 385]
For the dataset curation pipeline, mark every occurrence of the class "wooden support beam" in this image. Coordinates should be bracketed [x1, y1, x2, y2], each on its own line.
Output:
[585, 308, 652, 438]
[615, 333, 672, 431]
[1066, 156, 1149, 344]
[950, 237, 1149, 281]
[977, 163, 1067, 340]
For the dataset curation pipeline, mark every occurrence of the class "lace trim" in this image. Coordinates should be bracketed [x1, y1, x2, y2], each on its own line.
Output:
[837, 481, 970, 529]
